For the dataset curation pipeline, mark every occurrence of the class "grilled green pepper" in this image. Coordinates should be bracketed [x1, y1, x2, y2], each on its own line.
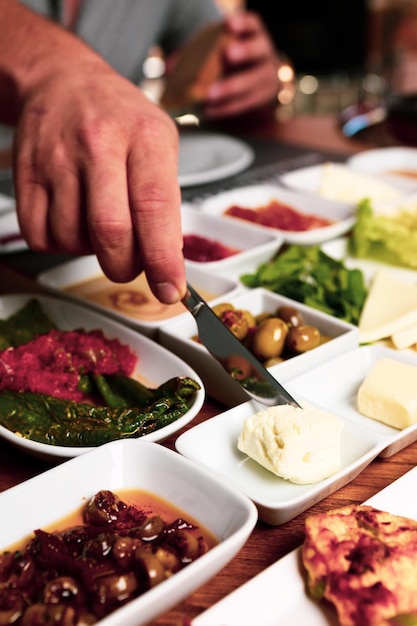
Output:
[0, 376, 200, 446]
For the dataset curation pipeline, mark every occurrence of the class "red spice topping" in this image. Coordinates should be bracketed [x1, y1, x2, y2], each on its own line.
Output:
[225, 200, 334, 231]
[183, 234, 240, 262]
[0, 329, 137, 402]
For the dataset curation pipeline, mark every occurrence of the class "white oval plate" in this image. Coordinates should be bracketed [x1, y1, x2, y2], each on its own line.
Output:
[0, 294, 205, 461]
[198, 183, 356, 245]
[178, 132, 254, 187]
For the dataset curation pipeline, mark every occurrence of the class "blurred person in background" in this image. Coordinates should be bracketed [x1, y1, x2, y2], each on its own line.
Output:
[0, 0, 282, 306]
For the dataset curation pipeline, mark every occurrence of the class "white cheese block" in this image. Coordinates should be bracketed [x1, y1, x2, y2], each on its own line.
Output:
[237, 402, 343, 484]
[319, 163, 403, 204]
[357, 358, 417, 429]
[358, 270, 417, 344]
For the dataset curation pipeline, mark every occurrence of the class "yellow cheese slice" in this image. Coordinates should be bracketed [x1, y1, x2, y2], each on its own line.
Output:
[391, 322, 417, 350]
[357, 358, 417, 428]
[358, 270, 417, 344]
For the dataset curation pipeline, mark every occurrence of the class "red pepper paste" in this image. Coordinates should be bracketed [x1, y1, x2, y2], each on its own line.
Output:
[183, 233, 240, 262]
[225, 200, 334, 231]
[0, 329, 137, 402]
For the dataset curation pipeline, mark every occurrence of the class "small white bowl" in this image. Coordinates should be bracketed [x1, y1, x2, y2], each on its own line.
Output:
[159, 287, 359, 406]
[197, 183, 356, 246]
[181, 204, 283, 272]
[0, 294, 205, 461]
[0, 439, 258, 625]
[37, 255, 240, 338]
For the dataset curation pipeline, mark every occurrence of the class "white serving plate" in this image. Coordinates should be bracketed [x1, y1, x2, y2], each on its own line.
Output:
[181, 204, 283, 272]
[286, 344, 417, 458]
[0, 294, 205, 461]
[197, 183, 356, 245]
[347, 146, 417, 184]
[159, 287, 359, 407]
[0, 439, 258, 626]
[178, 132, 254, 187]
[280, 161, 417, 200]
[37, 255, 240, 338]
[176, 396, 383, 526]
[190, 465, 417, 626]
[322, 236, 417, 286]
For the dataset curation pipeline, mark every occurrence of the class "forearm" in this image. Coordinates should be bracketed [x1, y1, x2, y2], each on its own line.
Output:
[0, 0, 109, 125]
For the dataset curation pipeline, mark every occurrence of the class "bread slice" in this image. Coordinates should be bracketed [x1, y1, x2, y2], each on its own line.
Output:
[160, 20, 227, 113]
[302, 504, 417, 626]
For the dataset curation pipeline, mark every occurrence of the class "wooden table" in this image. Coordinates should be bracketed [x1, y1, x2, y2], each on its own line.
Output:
[1, 112, 415, 626]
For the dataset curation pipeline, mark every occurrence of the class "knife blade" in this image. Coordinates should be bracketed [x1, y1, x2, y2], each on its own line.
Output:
[182, 283, 300, 408]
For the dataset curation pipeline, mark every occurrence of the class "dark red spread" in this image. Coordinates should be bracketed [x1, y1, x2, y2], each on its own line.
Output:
[0, 329, 137, 402]
[183, 234, 240, 262]
[225, 200, 334, 231]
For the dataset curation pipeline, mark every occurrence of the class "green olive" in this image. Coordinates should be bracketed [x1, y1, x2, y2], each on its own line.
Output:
[240, 309, 256, 329]
[212, 302, 234, 316]
[255, 312, 272, 326]
[276, 305, 304, 328]
[138, 515, 164, 540]
[219, 309, 249, 341]
[252, 318, 288, 359]
[285, 325, 321, 354]
[135, 554, 166, 588]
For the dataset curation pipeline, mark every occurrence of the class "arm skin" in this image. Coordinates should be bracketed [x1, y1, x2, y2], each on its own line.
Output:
[0, 0, 186, 305]
[203, 10, 283, 119]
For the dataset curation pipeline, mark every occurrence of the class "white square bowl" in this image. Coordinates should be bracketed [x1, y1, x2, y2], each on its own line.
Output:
[0, 439, 258, 625]
[181, 204, 284, 272]
[159, 287, 359, 406]
[197, 183, 356, 245]
[37, 255, 241, 338]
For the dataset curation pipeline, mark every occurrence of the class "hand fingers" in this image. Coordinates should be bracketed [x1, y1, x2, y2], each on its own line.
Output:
[82, 111, 186, 303]
[126, 117, 186, 304]
[14, 126, 93, 255]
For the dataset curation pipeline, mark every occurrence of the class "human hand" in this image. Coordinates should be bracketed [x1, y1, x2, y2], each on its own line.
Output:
[202, 11, 282, 118]
[13, 60, 186, 305]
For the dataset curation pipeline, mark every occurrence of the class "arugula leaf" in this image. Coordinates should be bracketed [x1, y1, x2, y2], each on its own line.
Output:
[240, 244, 367, 325]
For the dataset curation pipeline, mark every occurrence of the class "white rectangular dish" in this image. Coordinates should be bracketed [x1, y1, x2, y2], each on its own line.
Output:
[0, 439, 258, 626]
[37, 255, 240, 338]
[190, 465, 417, 626]
[286, 344, 417, 458]
[159, 287, 359, 406]
[0, 293, 205, 461]
[181, 204, 283, 272]
[196, 183, 357, 245]
[175, 396, 383, 526]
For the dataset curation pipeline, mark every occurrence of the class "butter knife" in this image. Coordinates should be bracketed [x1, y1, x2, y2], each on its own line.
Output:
[182, 283, 300, 408]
